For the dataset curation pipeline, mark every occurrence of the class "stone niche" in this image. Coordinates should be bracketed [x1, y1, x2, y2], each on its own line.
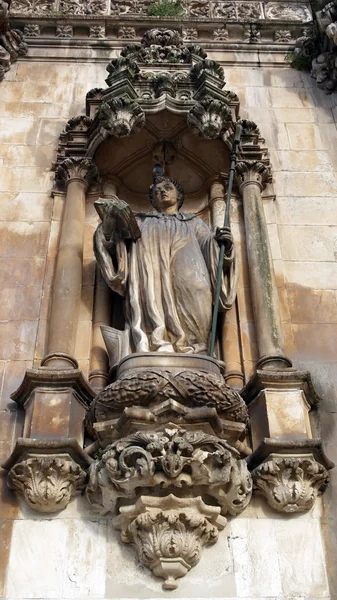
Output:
[2, 27, 333, 592]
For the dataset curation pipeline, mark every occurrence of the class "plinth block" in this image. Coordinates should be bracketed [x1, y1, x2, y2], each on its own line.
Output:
[10, 368, 95, 446]
[241, 369, 319, 451]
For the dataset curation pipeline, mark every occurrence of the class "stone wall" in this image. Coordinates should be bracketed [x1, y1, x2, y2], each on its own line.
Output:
[0, 54, 337, 598]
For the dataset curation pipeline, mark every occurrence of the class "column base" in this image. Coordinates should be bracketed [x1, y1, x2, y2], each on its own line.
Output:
[256, 354, 293, 371]
[41, 352, 79, 369]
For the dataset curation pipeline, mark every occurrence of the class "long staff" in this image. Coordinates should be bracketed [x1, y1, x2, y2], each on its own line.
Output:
[209, 123, 242, 357]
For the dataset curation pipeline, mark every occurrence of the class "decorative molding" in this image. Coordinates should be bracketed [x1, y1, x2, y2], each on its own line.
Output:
[114, 495, 227, 590]
[8, 454, 87, 513]
[252, 454, 330, 513]
[23, 23, 40, 36]
[89, 24, 106, 38]
[55, 24, 73, 38]
[118, 26, 136, 39]
[274, 29, 292, 42]
[212, 26, 229, 41]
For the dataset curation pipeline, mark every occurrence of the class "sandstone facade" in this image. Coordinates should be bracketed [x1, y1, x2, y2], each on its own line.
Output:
[0, 5, 337, 599]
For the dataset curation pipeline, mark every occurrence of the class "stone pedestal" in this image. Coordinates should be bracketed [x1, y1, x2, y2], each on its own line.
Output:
[2, 368, 95, 513]
[10, 367, 95, 446]
[242, 369, 334, 512]
[241, 369, 315, 451]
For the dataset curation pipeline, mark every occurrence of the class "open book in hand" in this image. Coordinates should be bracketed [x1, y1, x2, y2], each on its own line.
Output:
[94, 196, 141, 241]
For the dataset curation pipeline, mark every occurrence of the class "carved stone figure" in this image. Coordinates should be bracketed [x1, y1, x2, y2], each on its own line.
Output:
[94, 176, 237, 355]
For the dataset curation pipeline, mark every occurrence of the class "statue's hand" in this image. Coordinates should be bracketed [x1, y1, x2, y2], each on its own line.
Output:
[215, 226, 234, 253]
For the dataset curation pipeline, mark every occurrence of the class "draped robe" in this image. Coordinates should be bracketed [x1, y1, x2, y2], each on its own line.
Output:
[94, 211, 237, 354]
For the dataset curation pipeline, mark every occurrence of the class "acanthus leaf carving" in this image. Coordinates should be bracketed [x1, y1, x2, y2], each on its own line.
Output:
[118, 26, 136, 39]
[56, 157, 100, 187]
[252, 455, 330, 513]
[213, 27, 229, 41]
[105, 56, 140, 84]
[7, 455, 87, 513]
[190, 58, 225, 84]
[89, 25, 105, 39]
[152, 73, 177, 97]
[23, 23, 40, 37]
[56, 25, 73, 38]
[114, 495, 227, 590]
[98, 97, 145, 137]
[235, 160, 271, 190]
[187, 96, 232, 139]
[274, 29, 292, 42]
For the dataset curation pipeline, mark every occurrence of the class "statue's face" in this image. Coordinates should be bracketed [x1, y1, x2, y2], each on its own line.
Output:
[153, 179, 179, 213]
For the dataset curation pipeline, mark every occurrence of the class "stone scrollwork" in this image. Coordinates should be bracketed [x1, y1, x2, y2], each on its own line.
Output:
[7, 454, 87, 513]
[114, 495, 227, 590]
[9, 0, 54, 14]
[86, 427, 252, 515]
[252, 455, 330, 513]
[265, 2, 312, 21]
[188, 96, 232, 139]
[98, 98, 145, 138]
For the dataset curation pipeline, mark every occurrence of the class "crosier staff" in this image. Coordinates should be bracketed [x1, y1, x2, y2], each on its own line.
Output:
[209, 122, 242, 357]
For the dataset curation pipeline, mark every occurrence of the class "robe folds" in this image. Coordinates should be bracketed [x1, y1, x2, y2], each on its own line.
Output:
[94, 211, 238, 354]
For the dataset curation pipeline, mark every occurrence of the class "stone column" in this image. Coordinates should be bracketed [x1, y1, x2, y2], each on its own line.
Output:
[209, 180, 244, 388]
[235, 160, 290, 370]
[44, 157, 99, 369]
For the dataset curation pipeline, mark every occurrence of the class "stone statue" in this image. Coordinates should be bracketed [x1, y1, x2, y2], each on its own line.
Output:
[94, 175, 237, 357]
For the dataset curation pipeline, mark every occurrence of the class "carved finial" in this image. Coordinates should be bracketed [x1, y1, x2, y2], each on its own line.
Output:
[187, 97, 232, 139]
[98, 98, 145, 138]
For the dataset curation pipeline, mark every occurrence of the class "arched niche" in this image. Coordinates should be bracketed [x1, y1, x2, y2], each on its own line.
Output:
[93, 109, 230, 220]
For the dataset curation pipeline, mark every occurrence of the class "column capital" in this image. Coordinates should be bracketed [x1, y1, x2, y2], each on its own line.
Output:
[56, 157, 100, 190]
[235, 160, 271, 192]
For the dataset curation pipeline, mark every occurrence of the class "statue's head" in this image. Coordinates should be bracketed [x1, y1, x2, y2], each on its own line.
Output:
[149, 176, 184, 212]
